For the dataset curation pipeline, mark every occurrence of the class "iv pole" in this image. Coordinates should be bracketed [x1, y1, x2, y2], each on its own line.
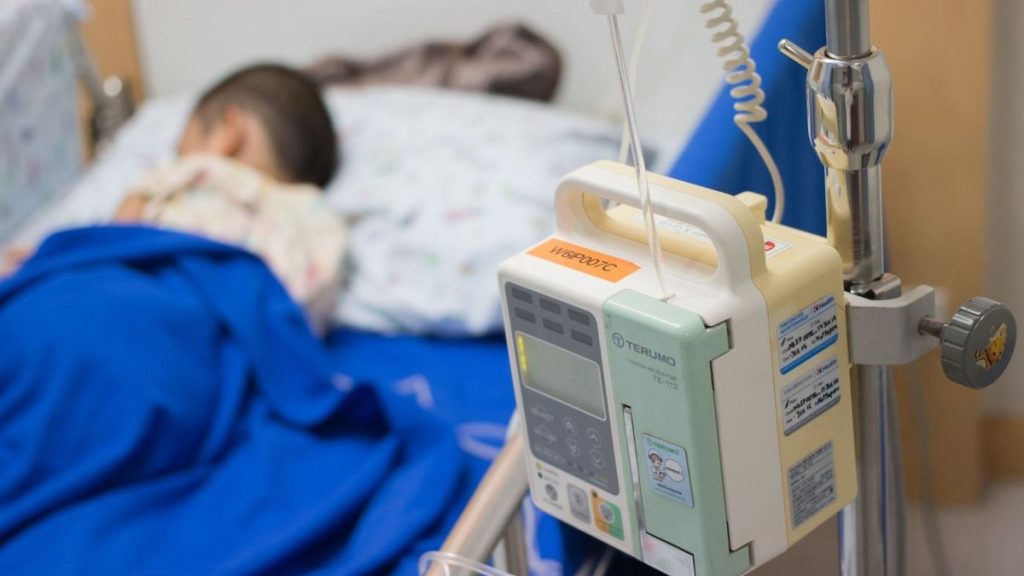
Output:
[826, 2, 906, 572]
[782, 1, 1015, 573]
[782, 1, 903, 573]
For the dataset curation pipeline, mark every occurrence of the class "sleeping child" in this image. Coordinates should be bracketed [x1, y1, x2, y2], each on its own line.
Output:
[5, 63, 345, 332]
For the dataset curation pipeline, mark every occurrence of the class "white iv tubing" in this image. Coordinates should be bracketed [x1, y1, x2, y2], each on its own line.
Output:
[617, 0, 653, 164]
[606, 13, 672, 301]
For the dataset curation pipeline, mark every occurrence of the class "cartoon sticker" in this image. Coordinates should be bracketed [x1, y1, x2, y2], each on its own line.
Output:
[642, 434, 694, 507]
[976, 323, 1009, 370]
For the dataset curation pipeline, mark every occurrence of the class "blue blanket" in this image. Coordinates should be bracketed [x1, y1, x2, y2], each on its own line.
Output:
[323, 330, 573, 573]
[0, 226, 465, 575]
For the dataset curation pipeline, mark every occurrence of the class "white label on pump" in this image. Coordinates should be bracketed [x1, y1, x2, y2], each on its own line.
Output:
[641, 533, 696, 576]
[788, 442, 837, 529]
[630, 213, 792, 257]
[782, 357, 841, 435]
[762, 238, 793, 258]
[777, 295, 839, 374]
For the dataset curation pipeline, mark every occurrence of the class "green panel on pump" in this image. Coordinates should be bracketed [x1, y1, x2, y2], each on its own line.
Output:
[604, 290, 751, 576]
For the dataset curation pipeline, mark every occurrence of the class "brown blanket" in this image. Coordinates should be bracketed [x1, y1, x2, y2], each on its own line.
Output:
[307, 24, 562, 102]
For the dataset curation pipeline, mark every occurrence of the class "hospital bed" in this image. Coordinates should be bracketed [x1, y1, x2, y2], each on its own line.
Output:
[0, 0, 827, 573]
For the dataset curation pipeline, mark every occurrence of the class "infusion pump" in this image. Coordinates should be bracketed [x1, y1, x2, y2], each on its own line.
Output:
[498, 161, 857, 575]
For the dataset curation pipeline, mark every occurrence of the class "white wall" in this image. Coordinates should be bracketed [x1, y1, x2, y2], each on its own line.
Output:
[132, 0, 771, 156]
[986, 0, 1024, 414]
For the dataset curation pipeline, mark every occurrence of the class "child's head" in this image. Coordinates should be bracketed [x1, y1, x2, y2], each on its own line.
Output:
[179, 63, 338, 188]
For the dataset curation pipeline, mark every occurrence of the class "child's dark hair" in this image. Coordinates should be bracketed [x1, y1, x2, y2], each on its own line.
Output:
[193, 63, 338, 188]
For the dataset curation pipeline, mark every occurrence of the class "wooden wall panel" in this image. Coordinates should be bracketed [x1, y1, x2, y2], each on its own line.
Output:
[984, 417, 1024, 480]
[79, 0, 144, 100]
[76, 0, 143, 158]
[872, 0, 991, 504]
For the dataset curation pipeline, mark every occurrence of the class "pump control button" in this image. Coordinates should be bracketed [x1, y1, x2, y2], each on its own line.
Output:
[529, 405, 553, 422]
[535, 425, 557, 444]
[568, 484, 591, 523]
[533, 444, 566, 465]
[563, 417, 578, 436]
[590, 449, 605, 469]
[586, 429, 602, 447]
[568, 308, 591, 326]
[566, 437, 580, 457]
[544, 483, 558, 502]
[569, 485, 587, 509]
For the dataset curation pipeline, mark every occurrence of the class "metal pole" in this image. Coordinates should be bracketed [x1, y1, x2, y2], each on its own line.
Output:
[428, 430, 530, 576]
[825, 0, 872, 58]
[825, 168, 886, 289]
[816, 1, 907, 575]
[840, 367, 906, 576]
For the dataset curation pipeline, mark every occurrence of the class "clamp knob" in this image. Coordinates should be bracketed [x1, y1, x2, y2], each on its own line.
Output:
[919, 298, 1017, 389]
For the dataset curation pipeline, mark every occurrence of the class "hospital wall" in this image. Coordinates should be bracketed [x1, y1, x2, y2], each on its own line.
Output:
[129, 0, 770, 161]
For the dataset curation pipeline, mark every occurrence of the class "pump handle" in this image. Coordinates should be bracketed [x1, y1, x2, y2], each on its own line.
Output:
[555, 162, 767, 292]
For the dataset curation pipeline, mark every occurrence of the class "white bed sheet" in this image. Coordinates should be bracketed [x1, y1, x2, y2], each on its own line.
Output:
[14, 87, 637, 336]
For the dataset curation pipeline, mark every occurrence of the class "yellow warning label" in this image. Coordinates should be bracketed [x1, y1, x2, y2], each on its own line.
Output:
[527, 239, 640, 282]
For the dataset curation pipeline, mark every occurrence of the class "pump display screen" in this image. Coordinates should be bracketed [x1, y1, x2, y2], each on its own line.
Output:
[516, 331, 605, 419]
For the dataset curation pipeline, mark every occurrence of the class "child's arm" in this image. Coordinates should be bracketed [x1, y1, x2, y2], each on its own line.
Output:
[3, 191, 148, 278]
[1, 246, 33, 277]
[3, 192, 153, 278]
[114, 194, 149, 221]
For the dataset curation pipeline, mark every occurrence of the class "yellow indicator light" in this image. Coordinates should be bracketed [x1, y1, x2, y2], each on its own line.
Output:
[517, 333, 528, 373]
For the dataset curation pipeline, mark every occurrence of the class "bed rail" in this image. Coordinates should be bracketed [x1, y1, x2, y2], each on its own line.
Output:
[425, 430, 530, 576]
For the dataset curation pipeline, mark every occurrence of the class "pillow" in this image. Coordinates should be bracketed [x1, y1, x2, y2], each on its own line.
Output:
[325, 88, 623, 335]
[14, 87, 627, 336]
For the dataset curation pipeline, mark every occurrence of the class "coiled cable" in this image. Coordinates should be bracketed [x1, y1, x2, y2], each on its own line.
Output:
[701, 0, 785, 223]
